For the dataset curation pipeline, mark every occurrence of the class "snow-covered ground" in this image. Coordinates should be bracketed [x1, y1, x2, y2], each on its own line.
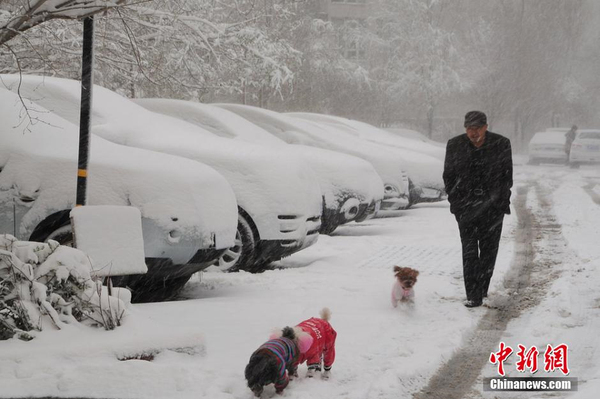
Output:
[1, 163, 599, 399]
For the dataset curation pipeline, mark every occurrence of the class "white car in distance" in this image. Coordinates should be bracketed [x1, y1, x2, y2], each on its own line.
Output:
[569, 129, 600, 168]
[0, 88, 238, 302]
[528, 131, 568, 165]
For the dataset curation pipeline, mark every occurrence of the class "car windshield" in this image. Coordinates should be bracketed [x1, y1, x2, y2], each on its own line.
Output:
[578, 132, 600, 140]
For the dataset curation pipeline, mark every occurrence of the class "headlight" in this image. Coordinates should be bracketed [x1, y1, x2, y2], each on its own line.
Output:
[384, 184, 400, 198]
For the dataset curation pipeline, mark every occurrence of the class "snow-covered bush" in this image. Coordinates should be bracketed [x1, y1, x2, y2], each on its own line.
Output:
[0, 234, 128, 340]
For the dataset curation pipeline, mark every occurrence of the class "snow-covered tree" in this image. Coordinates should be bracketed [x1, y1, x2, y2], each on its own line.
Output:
[266, 9, 369, 114]
[459, 0, 588, 150]
[0, 0, 300, 101]
[363, 0, 474, 136]
[0, 0, 127, 46]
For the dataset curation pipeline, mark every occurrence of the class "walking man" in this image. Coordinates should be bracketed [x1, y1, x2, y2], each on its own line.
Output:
[443, 111, 513, 308]
[565, 124, 578, 157]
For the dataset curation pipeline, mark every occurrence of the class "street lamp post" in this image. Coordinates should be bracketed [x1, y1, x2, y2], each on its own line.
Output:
[76, 16, 94, 207]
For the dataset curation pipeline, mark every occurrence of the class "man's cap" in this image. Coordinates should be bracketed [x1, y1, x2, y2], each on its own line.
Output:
[464, 111, 487, 128]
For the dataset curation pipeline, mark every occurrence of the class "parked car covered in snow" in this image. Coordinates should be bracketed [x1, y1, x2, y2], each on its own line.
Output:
[569, 129, 600, 167]
[290, 113, 446, 161]
[1, 75, 322, 273]
[215, 103, 411, 212]
[287, 113, 446, 206]
[134, 99, 384, 234]
[0, 88, 238, 302]
[528, 131, 568, 165]
[384, 128, 446, 148]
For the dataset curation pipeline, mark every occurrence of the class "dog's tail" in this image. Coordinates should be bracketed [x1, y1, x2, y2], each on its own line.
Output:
[320, 307, 331, 321]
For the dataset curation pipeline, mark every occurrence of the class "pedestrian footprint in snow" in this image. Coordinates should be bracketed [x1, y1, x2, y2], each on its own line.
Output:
[443, 111, 513, 308]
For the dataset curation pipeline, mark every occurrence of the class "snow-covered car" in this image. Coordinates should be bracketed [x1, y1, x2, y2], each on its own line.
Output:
[0, 88, 238, 302]
[1, 75, 322, 273]
[384, 128, 446, 149]
[546, 127, 571, 133]
[134, 99, 384, 234]
[290, 113, 446, 161]
[569, 129, 600, 167]
[528, 131, 568, 165]
[214, 103, 411, 212]
[287, 113, 446, 206]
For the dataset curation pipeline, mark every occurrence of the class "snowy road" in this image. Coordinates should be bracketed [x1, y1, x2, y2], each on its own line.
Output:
[1, 163, 599, 399]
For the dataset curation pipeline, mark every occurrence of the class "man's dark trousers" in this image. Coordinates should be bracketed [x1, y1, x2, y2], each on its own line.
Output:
[456, 209, 504, 303]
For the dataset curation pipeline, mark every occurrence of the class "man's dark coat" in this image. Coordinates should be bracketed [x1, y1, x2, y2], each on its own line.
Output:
[443, 131, 513, 218]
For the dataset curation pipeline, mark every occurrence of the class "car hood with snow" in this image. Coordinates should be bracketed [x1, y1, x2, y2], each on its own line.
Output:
[0, 87, 238, 287]
[134, 98, 384, 233]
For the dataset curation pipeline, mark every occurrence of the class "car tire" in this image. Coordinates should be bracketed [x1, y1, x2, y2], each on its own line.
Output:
[319, 206, 339, 235]
[407, 179, 417, 209]
[221, 214, 257, 272]
[319, 222, 338, 235]
[43, 223, 74, 246]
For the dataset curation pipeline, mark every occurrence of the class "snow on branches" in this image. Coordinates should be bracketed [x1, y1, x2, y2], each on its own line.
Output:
[0, 0, 127, 46]
[0, 234, 129, 341]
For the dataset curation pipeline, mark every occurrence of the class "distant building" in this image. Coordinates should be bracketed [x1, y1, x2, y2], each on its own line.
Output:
[315, 0, 370, 60]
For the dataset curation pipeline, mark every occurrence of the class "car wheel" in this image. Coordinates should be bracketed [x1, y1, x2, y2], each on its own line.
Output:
[219, 214, 257, 272]
[43, 223, 74, 246]
[319, 222, 338, 235]
[319, 206, 339, 235]
[407, 179, 417, 208]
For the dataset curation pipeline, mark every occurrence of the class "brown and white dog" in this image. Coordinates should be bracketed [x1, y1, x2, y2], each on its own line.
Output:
[391, 266, 419, 307]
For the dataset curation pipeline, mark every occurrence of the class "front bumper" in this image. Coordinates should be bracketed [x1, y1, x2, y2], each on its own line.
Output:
[113, 248, 226, 283]
[321, 197, 376, 232]
[255, 232, 319, 263]
[529, 152, 567, 162]
[381, 196, 410, 211]
[570, 153, 600, 163]
[412, 186, 446, 204]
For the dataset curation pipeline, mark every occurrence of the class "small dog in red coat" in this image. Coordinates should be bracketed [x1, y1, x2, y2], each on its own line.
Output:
[391, 266, 419, 307]
[272, 308, 337, 380]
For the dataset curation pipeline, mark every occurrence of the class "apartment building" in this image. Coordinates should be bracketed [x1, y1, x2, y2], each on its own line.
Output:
[313, 0, 372, 60]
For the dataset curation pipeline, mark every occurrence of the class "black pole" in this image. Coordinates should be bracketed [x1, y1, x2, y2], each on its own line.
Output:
[77, 16, 94, 207]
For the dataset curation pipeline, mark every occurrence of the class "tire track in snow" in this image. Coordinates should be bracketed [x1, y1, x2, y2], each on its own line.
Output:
[413, 180, 557, 399]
